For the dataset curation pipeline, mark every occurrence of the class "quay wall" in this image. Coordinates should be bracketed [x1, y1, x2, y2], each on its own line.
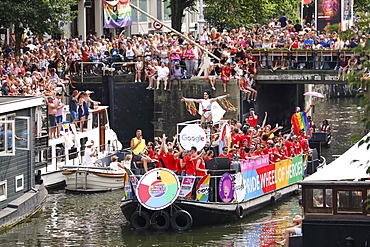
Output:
[72, 73, 358, 147]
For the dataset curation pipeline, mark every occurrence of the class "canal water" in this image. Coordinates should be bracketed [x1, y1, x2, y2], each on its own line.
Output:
[0, 97, 364, 246]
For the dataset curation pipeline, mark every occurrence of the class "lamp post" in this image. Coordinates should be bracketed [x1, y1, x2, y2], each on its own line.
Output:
[198, 0, 206, 34]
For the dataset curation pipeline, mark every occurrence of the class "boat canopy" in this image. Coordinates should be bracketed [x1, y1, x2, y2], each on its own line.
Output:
[306, 132, 370, 181]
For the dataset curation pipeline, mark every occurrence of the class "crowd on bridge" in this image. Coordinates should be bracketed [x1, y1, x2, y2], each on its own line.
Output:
[0, 12, 368, 98]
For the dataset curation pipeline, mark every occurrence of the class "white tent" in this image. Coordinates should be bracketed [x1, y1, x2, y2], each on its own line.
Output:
[306, 132, 370, 181]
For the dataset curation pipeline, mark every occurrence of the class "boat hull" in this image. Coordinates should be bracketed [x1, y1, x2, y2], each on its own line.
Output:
[63, 167, 126, 192]
[120, 183, 299, 228]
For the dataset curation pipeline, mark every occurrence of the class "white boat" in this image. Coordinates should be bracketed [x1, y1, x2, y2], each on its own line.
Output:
[34, 104, 122, 189]
[62, 166, 126, 192]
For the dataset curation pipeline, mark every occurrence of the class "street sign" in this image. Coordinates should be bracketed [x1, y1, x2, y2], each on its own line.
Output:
[153, 21, 163, 30]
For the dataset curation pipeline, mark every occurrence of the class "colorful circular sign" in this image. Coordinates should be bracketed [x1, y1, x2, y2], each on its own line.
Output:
[219, 173, 234, 203]
[153, 21, 163, 30]
[136, 168, 180, 210]
[179, 124, 207, 151]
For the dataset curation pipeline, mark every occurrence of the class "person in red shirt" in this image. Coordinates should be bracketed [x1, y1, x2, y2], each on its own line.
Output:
[231, 128, 241, 147]
[159, 134, 183, 173]
[218, 146, 233, 164]
[220, 63, 232, 93]
[184, 146, 204, 176]
[300, 138, 311, 154]
[195, 152, 208, 176]
[292, 136, 303, 156]
[246, 108, 258, 127]
[205, 149, 215, 161]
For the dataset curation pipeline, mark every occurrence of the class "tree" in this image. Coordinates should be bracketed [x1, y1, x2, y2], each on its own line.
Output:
[345, 13, 370, 170]
[0, 0, 77, 56]
[168, 0, 197, 32]
[204, 0, 300, 31]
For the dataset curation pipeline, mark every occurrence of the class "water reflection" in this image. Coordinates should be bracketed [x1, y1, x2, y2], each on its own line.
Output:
[0, 97, 363, 246]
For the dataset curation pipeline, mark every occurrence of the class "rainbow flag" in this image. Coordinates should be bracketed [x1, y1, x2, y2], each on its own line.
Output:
[103, 0, 132, 28]
[291, 111, 311, 137]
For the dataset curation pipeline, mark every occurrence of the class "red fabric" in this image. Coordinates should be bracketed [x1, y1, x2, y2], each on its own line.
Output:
[247, 115, 258, 127]
[195, 158, 207, 176]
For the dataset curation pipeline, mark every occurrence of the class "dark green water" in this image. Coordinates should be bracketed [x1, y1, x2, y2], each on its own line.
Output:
[0, 97, 363, 247]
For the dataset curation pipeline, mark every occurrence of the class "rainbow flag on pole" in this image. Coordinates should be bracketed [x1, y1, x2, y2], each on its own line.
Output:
[291, 111, 311, 137]
[103, 0, 132, 28]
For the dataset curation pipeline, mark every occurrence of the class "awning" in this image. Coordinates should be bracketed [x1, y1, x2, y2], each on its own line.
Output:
[305, 132, 370, 181]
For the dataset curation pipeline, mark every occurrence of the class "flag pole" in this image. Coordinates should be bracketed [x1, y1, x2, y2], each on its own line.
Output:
[129, 3, 220, 62]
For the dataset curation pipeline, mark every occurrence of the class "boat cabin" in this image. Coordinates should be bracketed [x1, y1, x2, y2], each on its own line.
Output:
[299, 180, 370, 247]
[0, 96, 48, 230]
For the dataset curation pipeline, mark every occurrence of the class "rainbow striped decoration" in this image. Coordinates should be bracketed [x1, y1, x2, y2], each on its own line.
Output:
[103, 0, 132, 28]
[291, 111, 311, 137]
[218, 98, 237, 112]
[185, 101, 198, 116]
[196, 174, 211, 202]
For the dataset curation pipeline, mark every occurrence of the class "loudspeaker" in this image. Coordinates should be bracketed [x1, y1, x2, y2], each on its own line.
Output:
[311, 132, 327, 142]
[205, 157, 230, 170]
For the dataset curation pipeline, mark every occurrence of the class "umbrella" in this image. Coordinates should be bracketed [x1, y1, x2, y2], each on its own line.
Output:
[303, 92, 326, 98]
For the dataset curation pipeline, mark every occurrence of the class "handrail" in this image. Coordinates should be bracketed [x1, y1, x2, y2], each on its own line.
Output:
[77, 61, 107, 82]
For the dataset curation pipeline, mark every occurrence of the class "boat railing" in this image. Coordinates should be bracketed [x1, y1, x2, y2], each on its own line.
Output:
[35, 142, 114, 170]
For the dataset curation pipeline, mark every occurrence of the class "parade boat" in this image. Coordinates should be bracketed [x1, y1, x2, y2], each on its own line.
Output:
[35, 103, 122, 189]
[120, 121, 317, 231]
[0, 96, 48, 231]
[62, 151, 129, 192]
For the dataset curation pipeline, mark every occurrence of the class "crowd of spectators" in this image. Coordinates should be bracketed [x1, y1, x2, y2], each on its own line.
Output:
[0, 15, 366, 97]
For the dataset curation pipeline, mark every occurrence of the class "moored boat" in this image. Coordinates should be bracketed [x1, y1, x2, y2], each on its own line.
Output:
[34, 102, 122, 189]
[62, 151, 130, 192]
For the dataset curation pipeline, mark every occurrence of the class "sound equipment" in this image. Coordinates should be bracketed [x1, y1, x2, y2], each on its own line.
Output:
[205, 157, 230, 170]
[311, 132, 327, 142]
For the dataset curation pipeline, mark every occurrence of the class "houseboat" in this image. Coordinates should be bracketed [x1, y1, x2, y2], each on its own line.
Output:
[0, 96, 48, 231]
[290, 132, 370, 247]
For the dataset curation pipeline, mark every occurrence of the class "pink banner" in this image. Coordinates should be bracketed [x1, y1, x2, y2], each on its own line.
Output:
[240, 155, 269, 173]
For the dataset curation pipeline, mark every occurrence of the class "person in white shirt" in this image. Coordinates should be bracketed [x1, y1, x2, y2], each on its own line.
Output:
[155, 62, 170, 91]
[83, 140, 97, 166]
[109, 155, 124, 170]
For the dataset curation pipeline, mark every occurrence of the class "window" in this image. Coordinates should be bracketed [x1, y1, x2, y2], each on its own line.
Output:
[15, 175, 24, 192]
[35, 105, 48, 138]
[305, 188, 333, 214]
[0, 120, 15, 156]
[337, 190, 363, 213]
[156, 0, 162, 19]
[15, 117, 30, 150]
[163, 0, 171, 21]
[139, 0, 147, 22]
[92, 112, 98, 129]
[0, 180, 7, 201]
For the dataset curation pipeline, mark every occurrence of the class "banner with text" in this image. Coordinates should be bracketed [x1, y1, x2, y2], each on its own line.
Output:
[103, 0, 132, 28]
[240, 155, 305, 201]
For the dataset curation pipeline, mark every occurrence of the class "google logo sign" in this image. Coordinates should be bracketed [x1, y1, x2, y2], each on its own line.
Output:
[179, 125, 207, 151]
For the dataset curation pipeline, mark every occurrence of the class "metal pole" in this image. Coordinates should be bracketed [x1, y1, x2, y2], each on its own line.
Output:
[129, 3, 220, 62]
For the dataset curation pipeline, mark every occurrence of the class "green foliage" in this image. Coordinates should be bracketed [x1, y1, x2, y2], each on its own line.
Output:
[204, 0, 301, 31]
[0, 0, 77, 55]
[346, 13, 370, 172]
[168, 0, 197, 32]
[326, 23, 341, 34]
